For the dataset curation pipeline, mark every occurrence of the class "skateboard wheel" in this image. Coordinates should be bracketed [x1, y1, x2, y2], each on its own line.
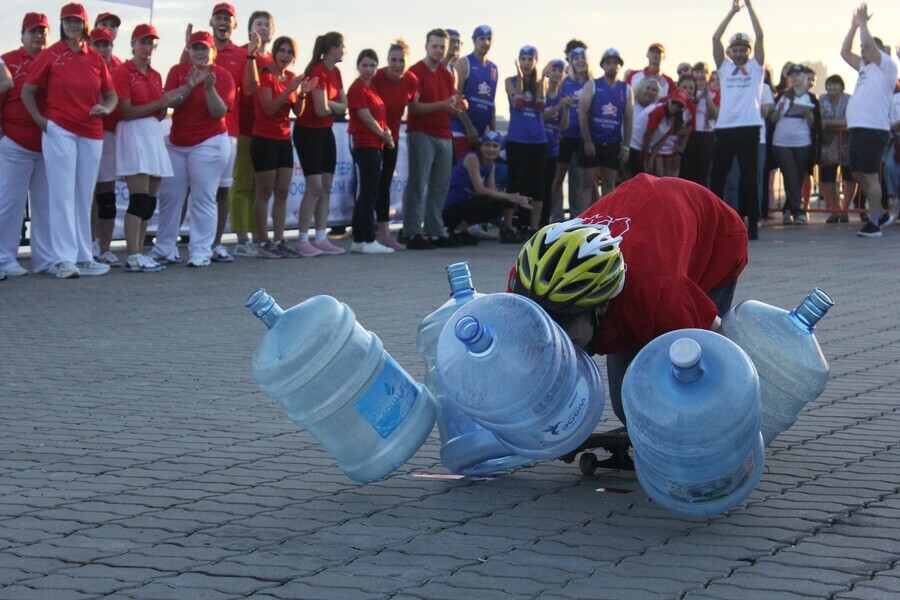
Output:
[579, 452, 598, 475]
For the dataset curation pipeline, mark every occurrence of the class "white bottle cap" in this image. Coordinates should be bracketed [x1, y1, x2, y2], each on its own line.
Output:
[669, 338, 702, 369]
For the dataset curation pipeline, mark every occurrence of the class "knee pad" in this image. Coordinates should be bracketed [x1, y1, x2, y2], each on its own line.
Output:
[126, 193, 156, 221]
[97, 191, 117, 220]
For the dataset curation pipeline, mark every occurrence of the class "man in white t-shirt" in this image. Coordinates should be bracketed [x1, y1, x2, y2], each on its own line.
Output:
[840, 3, 898, 238]
[709, 0, 765, 240]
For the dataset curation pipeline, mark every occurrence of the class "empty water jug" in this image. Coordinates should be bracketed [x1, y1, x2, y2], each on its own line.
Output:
[719, 288, 833, 446]
[622, 330, 764, 516]
[246, 290, 437, 483]
[435, 293, 604, 460]
[417, 263, 532, 476]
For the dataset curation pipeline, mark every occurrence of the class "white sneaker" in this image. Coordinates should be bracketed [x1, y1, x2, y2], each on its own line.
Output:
[361, 240, 395, 254]
[233, 241, 258, 257]
[91, 239, 100, 259]
[148, 250, 181, 265]
[76, 260, 111, 276]
[187, 256, 211, 268]
[211, 244, 234, 263]
[3, 264, 28, 277]
[350, 241, 365, 253]
[53, 261, 80, 279]
[885, 198, 899, 227]
[97, 250, 121, 267]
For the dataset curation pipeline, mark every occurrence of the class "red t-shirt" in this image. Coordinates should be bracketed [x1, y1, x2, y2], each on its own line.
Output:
[295, 61, 343, 128]
[506, 175, 747, 354]
[372, 67, 418, 143]
[253, 68, 296, 141]
[1, 47, 45, 152]
[583, 175, 747, 353]
[112, 59, 164, 116]
[25, 40, 114, 140]
[164, 62, 235, 147]
[215, 41, 246, 137]
[407, 60, 456, 139]
[347, 78, 387, 149]
[238, 46, 273, 136]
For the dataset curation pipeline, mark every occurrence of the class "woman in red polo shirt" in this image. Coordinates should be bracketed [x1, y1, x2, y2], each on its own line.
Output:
[0, 12, 53, 278]
[113, 23, 176, 273]
[251, 36, 316, 258]
[348, 49, 395, 254]
[89, 27, 121, 267]
[291, 31, 348, 257]
[21, 2, 118, 279]
[150, 30, 235, 268]
[371, 39, 417, 250]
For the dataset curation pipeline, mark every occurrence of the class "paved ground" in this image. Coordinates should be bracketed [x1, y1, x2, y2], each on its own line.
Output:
[1, 215, 898, 600]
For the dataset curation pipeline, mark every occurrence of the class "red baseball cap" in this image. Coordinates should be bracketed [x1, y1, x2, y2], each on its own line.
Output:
[188, 31, 215, 48]
[95, 12, 121, 27]
[22, 13, 50, 31]
[60, 3, 88, 22]
[131, 23, 159, 42]
[89, 28, 113, 44]
[211, 3, 236, 17]
[648, 42, 666, 54]
[670, 88, 691, 106]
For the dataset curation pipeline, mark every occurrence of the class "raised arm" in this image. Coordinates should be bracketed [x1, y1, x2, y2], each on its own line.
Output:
[713, 0, 740, 67]
[841, 9, 862, 71]
[745, 0, 765, 65]
[856, 4, 881, 66]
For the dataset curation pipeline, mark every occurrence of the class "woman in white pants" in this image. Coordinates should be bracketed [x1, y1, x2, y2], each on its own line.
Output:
[20, 2, 118, 278]
[0, 13, 52, 278]
[113, 23, 176, 273]
[150, 31, 234, 268]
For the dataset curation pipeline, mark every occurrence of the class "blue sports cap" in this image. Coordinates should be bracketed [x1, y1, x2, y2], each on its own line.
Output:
[519, 45, 538, 61]
[472, 25, 492, 39]
[446, 28, 461, 38]
[569, 47, 586, 59]
[549, 58, 566, 70]
[481, 130, 503, 144]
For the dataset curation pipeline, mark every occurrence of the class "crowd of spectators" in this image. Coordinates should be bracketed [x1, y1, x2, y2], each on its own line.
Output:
[1, 1, 898, 280]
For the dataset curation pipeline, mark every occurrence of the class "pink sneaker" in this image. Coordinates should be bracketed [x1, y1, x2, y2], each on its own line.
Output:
[312, 238, 346, 255]
[294, 240, 323, 257]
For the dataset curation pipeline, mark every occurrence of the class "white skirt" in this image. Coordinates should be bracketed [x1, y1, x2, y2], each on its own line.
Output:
[115, 117, 174, 178]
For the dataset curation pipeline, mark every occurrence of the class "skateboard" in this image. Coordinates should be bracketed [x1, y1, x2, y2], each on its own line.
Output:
[560, 426, 634, 474]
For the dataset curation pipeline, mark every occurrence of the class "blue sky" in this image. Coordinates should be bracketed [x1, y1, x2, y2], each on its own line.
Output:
[4, 0, 898, 117]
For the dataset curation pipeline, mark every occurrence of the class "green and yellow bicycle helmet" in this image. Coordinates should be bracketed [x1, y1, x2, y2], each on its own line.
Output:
[513, 218, 626, 313]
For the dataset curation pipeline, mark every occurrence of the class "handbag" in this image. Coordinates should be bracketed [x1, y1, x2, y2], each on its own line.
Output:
[820, 135, 840, 167]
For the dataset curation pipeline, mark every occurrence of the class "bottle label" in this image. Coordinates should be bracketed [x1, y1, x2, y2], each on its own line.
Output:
[354, 354, 420, 439]
[666, 452, 756, 504]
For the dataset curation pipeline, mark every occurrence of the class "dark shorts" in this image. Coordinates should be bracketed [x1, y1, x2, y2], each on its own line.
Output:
[250, 136, 294, 172]
[818, 164, 854, 184]
[558, 136, 579, 164]
[292, 125, 337, 176]
[577, 139, 621, 170]
[848, 128, 890, 175]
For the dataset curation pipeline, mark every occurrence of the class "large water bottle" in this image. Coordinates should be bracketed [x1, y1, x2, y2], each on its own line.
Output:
[417, 263, 533, 476]
[719, 288, 833, 446]
[245, 290, 437, 483]
[622, 330, 764, 516]
[434, 293, 604, 460]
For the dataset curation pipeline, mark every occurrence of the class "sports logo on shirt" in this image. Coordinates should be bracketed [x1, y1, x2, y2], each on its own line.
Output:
[477, 80, 492, 98]
[581, 214, 631, 239]
[601, 101, 618, 119]
[731, 64, 748, 77]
